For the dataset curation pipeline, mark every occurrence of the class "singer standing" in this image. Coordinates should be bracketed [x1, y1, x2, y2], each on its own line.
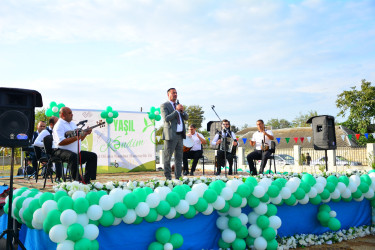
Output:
[246, 119, 274, 175]
[161, 88, 189, 180]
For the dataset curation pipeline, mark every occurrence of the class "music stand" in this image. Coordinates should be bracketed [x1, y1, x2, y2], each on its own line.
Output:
[0, 147, 26, 250]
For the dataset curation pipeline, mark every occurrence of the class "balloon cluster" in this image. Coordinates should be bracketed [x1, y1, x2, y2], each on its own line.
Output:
[148, 227, 183, 250]
[4, 170, 375, 250]
[45, 101, 65, 117]
[148, 107, 161, 121]
[317, 204, 341, 231]
[101, 106, 119, 124]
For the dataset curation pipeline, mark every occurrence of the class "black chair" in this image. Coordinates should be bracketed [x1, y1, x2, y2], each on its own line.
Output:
[199, 153, 205, 175]
[33, 146, 48, 182]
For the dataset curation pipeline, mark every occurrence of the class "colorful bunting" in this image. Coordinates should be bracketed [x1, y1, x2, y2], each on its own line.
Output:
[341, 135, 345, 141]
[156, 136, 161, 141]
[372, 133, 375, 138]
[348, 134, 352, 140]
[355, 134, 360, 140]
[307, 137, 311, 143]
[300, 137, 304, 143]
[242, 138, 247, 144]
[276, 138, 281, 144]
[293, 137, 298, 143]
[365, 133, 369, 139]
[285, 138, 290, 143]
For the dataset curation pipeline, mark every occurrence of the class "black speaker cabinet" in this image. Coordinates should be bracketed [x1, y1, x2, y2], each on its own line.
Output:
[0, 88, 43, 147]
[306, 115, 337, 150]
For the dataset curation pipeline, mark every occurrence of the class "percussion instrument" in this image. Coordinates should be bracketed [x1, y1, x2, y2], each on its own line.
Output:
[183, 137, 194, 152]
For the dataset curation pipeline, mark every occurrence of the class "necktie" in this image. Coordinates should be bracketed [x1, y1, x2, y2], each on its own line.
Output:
[173, 103, 181, 124]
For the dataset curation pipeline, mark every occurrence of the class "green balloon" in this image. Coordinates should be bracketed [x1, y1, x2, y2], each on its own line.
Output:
[342, 196, 352, 202]
[327, 175, 338, 186]
[325, 182, 336, 193]
[144, 208, 158, 223]
[229, 193, 242, 208]
[245, 177, 258, 186]
[133, 188, 147, 202]
[266, 204, 278, 217]
[183, 205, 196, 219]
[74, 197, 89, 214]
[338, 175, 349, 186]
[16, 197, 26, 210]
[218, 201, 230, 213]
[218, 238, 231, 248]
[74, 238, 91, 250]
[170, 233, 184, 249]
[359, 182, 369, 193]
[259, 193, 270, 203]
[262, 227, 276, 241]
[256, 215, 269, 229]
[22, 207, 33, 223]
[320, 189, 330, 200]
[50, 101, 57, 107]
[86, 192, 100, 206]
[57, 196, 74, 212]
[54, 191, 68, 202]
[166, 192, 180, 207]
[352, 189, 363, 199]
[99, 210, 115, 227]
[112, 202, 127, 218]
[27, 190, 39, 198]
[284, 194, 296, 206]
[236, 184, 252, 198]
[267, 185, 280, 198]
[106, 117, 114, 124]
[267, 239, 279, 250]
[301, 173, 316, 186]
[4, 203, 8, 214]
[232, 238, 246, 250]
[228, 217, 242, 231]
[172, 186, 186, 199]
[89, 219, 99, 226]
[182, 184, 192, 193]
[318, 204, 331, 213]
[247, 195, 260, 208]
[45, 109, 54, 117]
[156, 200, 171, 216]
[332, 197, 342, 203]
[43, 210, 61, 234]
[123, 193, 139, 209]
[236, 225, 249, 239]
[28, 199, 41, 212]
[155, 227, 171, 244]
[293, 188, 305, 200]
[133, 216, 143, 225]
[195, 197, 208, 212]
[370, 199, 375, 207]
[328, 217, 341, 231]
[360, 174, 372, 186]
[245, 236, 255, 247]
[143, 187, 153, 196]
[299, 182, 311, 193]
[317, 211, 330, 222]
[67, 223, 84, 242]
[309, 195, 322, 205]
[203, 189, 218, 203]
[101, 111, 108, 119]
[148, 242, 164, 250]
[98, 190, 108, 198]
[91, 240, 99, 250]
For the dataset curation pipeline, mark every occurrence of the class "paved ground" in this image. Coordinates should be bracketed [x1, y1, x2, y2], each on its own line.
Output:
[1, 169, 374, 249]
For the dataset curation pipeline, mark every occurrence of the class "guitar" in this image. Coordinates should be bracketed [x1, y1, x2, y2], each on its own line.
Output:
[65, 120, 106, 138]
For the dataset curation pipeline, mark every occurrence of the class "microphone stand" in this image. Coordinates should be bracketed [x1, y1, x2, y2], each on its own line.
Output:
[75, 122, 86, 183]
[211, 105, 227, 177]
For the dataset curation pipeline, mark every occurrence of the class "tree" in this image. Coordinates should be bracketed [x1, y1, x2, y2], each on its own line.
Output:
[34, 108, 48, 130]
[185, 105, 205, 130]
[266, 118, 292, 129]
[292, 110, 318, 127]
[241, 123, 249, 130]
[336, 79, 375, 134]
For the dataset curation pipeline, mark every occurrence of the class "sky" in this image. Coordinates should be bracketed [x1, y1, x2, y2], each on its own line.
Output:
[1, 0, 374, 130]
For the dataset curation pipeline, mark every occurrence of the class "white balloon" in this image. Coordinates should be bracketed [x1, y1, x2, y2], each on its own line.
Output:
[299, 194, 309, 205]
[185, 191, 199, 205]
[364, 188, 374, 199]
[329, 211, 337, 218]
[248, 224, 262, 238]
[280, 187, 292, 200]
[349, 175, 360, 187]
[165, 207, 177, 219]
[221, 229, 236, 243]
[22, 198, 34, 210]
[76, 214, 89, 227]
[99, 195, 115, 211]
[156, 214, 163, 221]
[34, 193, 43, 199]
[87, 205, 103, 221]
[348, 181, 358, 193]
[331, 189, 341, 199]
[52, 106, 58, 113]
[19, 207, 25, 223]
[135, 202, 150, 217]
[71, 191, 86, 200]
[220, 187, 234, 200]
[192, 183, 208, 197]
[49, 224, 68, 243]
[313, 182, 324, 194]
[336, 182, 346, 193]
[154, 187, 171, 200]
[307, 187, 317, 198]
[32, 219, 43, 230]
[254, 202, 268, 215]
[109, 188, 127, 203]
[342, 188, 352, 198]
[354, 196, 364, 202]
[270, 194, 282, 204]
[248, 212, 259, 225]
[33, 208, 46, 224]
[226, 180, 242, 192]
[228, 207, 241, 217]
[240, 198, 247, 208]
[145, 193, 160, 208]
[83, 224, 99, 240]
[56, 240, 75, 250]
[216, 216, 229, 230]
[316, 176, 327, 186]
[202, 204, 213, 215]
[269, 215, 282, 229]
[112, 217, 122, 226]
[175, 200, 189, 214]
[252, 186, 266, 198]
[122, 209, 136, 224]
[238, 213, 248, 225]
[60, 209, 77, 226]
[254, 236, 267, 250]
[42, 200, 58, 216]
[164, 242, 173, 250]
[212, 196, 225, 210]
[21, 190, 31, 197]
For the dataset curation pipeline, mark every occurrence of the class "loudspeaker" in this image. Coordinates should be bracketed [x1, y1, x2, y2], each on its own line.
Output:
[306, 115, 337, 150]
[0, 88, 43, 147]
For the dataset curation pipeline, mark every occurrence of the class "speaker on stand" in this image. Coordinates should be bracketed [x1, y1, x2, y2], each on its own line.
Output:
[0, 88, 42, 250]
[306, 115, 337, 171]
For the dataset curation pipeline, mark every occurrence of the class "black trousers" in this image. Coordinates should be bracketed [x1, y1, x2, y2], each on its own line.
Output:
[53, 149, 97, 182]
[216, 150, 233, 174]
[246, 150, 271, 175]
[183, 150, 202, 173]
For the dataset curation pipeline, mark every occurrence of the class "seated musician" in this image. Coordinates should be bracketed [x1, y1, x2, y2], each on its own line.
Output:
[34, 116, 63, 182]
[246, 119, 274, 175]
[182, 124, 206, 176]
[29, 121, 46, 174]
[211, 119, 238, 175]
[52, 107, 97, 184]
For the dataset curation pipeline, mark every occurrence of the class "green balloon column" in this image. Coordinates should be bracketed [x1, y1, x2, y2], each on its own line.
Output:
[148, 106, 161, 121]
[148, 227, 183, 250]
[101, 106, 119, 124]
[45, 101, 65, 117]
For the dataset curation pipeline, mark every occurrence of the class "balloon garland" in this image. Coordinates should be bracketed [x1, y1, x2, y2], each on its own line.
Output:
[148, 227, 184, 250]
[45, 101, 65, 117]
[101, 106, 119, 124]
[148, 107, 161, 121]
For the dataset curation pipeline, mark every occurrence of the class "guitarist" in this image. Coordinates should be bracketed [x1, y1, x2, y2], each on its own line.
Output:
[246, 119, 274, 175]
[182, 124, 206, 176]
[52, 107, 97, 184]
[211, 119, 238, 175]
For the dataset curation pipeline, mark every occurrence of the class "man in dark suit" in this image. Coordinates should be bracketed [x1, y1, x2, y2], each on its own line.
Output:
[161, 88, 189, 180]
[29, 121, 46, 173]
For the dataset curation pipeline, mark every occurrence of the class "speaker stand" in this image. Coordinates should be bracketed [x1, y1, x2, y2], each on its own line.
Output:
[324, 150, 328, 172]
[0, 147, 26, 250]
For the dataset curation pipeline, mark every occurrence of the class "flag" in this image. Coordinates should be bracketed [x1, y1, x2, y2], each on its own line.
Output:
[300, 137, 304, 143]
[293, 137, 298, 143]
[348, 134, 352, 140]
[365, 133, 369, 139]
[355, 134, 360, 140]
[307, 137, 311, 143]
[242, 138, 247, 144]
[285, 138, 290, 143]
[341, 135, 345, 141]
[276, 138, 281, 144]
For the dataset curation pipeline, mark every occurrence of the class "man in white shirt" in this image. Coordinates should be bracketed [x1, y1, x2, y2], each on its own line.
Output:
[211, 119, 238, 175]
[246, 119, 274, 175]
[182, 124, 206, 176]
[29, 121, 46, 173]
[52, 107, 97, 183]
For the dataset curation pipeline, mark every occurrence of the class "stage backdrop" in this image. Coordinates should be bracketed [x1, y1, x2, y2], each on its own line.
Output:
[72, 109, 156, 173]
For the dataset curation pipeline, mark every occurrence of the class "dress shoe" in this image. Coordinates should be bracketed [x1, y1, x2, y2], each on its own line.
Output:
[190, 172, 194, 176]
[183, 170, 189, 176]
[228, 171, 233, 175]
[215, 172, 221, 176]
[55, 177, 62, 183]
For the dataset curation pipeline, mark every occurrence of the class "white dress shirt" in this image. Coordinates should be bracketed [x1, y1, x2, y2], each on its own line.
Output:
[53, 119, 81, 152]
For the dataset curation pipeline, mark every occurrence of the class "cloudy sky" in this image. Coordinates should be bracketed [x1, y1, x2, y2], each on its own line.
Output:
[1, 0, 374, 129]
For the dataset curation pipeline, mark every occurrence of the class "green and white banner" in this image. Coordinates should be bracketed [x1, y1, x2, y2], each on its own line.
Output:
[72, 109, 156, 172]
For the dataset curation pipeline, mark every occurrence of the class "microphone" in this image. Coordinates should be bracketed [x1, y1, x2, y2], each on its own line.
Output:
[76, 120, 88, 126]
[176, 99, 180, 105]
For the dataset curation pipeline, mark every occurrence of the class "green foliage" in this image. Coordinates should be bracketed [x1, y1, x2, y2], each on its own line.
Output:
[266, 118, 292, 129]
[34, 108, 48, 130]
[185, 105, 205, 130]
[292, 110, 318, 127]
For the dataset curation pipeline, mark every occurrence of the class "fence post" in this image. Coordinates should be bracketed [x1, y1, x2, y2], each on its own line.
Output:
[159, 150, 164, 165]
[367, 143, 375, 168]
[327, 149, 336, 170]
[237, 147, 245, 167]
[293, 145, 301, 167]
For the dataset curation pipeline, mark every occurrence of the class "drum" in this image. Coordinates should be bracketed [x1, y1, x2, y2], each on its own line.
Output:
[183, 137, 194, 152]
